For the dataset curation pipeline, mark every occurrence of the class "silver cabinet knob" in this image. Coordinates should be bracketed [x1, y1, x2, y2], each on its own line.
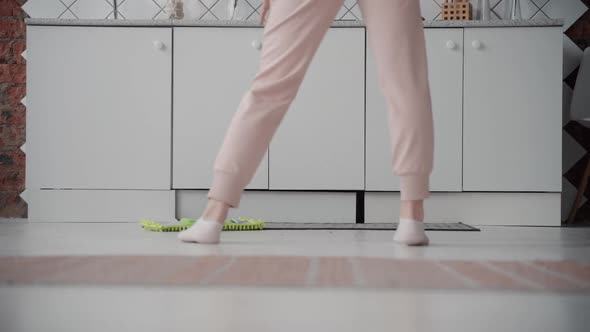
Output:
[446, 40, 457, 50]
[471, 40, 483, 50]
[153, 40, 165, 50]
[252, 40, 263, 51]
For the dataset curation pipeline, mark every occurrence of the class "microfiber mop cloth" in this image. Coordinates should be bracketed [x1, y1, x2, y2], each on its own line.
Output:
[141, 217, 265, 232]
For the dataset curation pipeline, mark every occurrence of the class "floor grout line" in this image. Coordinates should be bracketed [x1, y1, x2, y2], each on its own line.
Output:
[2, 256, 590, 291]
[435, 261, 480, 289]
[348, 257, 367, 288]
[199, 256, 237, 285]
[480, 261, 544, 290]
[522, 261, 590, 288]
[304, 257, 318, 287]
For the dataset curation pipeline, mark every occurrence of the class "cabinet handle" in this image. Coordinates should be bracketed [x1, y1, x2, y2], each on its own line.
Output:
[471, 40, 483, 50]
[446, 40, 456, 50]
[251, 39, 263, 51]
[153, 40, 165, 50]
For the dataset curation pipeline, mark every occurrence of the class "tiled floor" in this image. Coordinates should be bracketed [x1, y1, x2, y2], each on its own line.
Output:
[1, 255, 589, 292]
[1, 221, 589, 260]
[1, 220, 589, 331]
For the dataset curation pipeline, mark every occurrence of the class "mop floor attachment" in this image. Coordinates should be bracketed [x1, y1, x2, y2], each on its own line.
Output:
[141, 217, 265, 232]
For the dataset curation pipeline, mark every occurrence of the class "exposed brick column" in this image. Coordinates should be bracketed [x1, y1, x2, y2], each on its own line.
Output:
[0, 0, 27, 218]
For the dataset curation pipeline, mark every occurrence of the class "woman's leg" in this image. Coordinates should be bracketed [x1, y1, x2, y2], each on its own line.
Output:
[179, 0, 345, 243]
[358, 0, 434, 245]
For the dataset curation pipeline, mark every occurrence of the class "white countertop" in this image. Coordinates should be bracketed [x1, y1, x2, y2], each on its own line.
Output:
[25, 18, 564, 28]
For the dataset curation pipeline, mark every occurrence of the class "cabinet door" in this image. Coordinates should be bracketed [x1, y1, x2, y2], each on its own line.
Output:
[173, 27, 268, 189]
[366, 29, 463, 191]
[268, 28, 365, 190]
[27, 26, 172, 190]
[463, 27, 562, 191]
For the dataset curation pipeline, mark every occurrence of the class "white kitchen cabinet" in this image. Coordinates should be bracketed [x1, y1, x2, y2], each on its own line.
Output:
[269, 28, 365, 190]
[27, 26, 172, 189]
[27, 189, 175, 222]
[173, 27, 269, 189]
[365, 28, 464, 191]
[24, 19, 565, 225]
[463, 27, 562, 191]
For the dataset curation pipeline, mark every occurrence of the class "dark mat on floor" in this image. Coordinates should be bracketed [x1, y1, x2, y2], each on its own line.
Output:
[264, 222, 479, 231]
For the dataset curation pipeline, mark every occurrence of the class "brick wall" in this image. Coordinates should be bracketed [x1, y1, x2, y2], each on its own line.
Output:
[0, 0, 27, 217]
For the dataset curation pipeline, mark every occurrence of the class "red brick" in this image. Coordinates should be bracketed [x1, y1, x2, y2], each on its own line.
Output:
[0, 41, 26, 64]
[0, 19, 25, 39]
[0, 148, 24, 169]
[0, 42, 10, 63]
[0, 124, 25, 147]
[0, 82, 7, 101]
[0, 105, 25, 125]
[0, 190, 27, 218]
[7, 85, 24, 106]
[0, 109, 14, 125]
[0, 64, 25, 83]
[0, 0, 22, 16]
[12, 41, 25, 64]
[0, 0, 27, 223]
[0, 169, 24, 191]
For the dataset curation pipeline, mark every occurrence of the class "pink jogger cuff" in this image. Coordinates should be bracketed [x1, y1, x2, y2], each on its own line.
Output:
[208, 171, 244, 208]
[400, 175, 430, 201]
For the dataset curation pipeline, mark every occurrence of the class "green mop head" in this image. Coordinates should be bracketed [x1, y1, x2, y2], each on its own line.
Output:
[141, 219, 189, 232]
[141, 217, 265, 232]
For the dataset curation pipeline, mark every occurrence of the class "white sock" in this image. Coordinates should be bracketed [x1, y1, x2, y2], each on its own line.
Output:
[393, 218, 429, 246]
[178, 217, 223, 244]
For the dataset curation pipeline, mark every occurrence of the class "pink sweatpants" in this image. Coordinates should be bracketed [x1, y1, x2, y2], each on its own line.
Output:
[209, 0, 434, 208]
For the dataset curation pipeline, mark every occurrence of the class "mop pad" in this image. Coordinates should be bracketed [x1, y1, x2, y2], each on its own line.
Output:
[141, 217, 265, 232]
